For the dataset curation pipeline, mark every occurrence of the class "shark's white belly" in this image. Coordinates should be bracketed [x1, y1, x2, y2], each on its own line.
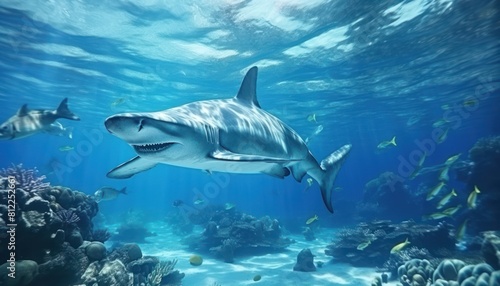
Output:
[162, 158, 281, 174]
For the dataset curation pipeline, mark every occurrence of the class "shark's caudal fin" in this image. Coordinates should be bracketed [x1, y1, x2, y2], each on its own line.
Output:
[319, 144, 352, 213]
[56, 98, 80, 121]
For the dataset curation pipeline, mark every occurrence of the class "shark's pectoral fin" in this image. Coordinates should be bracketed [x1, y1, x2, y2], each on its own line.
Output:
[210, 149, 289, 162]
[107, 156, 158, 179]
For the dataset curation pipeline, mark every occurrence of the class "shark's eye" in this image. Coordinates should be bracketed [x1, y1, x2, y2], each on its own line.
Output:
[137, 119, 144, 132]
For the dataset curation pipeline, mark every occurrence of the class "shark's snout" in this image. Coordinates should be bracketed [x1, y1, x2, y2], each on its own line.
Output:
[105, 115, 140, 135]
[104, 114, 179, 148]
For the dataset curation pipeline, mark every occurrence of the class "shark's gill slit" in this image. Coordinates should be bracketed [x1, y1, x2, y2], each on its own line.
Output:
[137, 119, 144, 132]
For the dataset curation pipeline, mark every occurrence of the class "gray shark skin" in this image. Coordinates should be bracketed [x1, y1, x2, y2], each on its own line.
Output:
[0, 98, 80, 140]
[105, 67, 351, 213]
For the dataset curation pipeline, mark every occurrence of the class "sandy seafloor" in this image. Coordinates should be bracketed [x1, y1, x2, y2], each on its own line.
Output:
[105, 222, 400, 286]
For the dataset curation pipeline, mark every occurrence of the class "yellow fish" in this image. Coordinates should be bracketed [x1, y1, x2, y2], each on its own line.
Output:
[307, 178, 313, 187]
[437, 128, 449, 144]
[306, 215, 318, 225]
[224, 203, 235, 210]
[456, 219, 468, 241]
[304, 178, 314, 192]
[439, 166, 450, 182]
[437, 189, 457, 209]
[307, 113, 317, 123]
[426, 181, 446, 201]
[58, 145, 74, 152]
[432, 119, 448, 128]
[111, 97, 128, 107]
[390, 238, 410, 254]
[193, 199, 205, 205]
[467, 186, 481, 209]
[377, 136, 397, 149]
[463, 99, 478, 108]
[423, 212, 450, 221]
[357, 240, 371, 251]
[441, 104, 452, 110]
[442, 205, 462, 216]
[445, 153, 461, 166]
[409, 153, 427, 179]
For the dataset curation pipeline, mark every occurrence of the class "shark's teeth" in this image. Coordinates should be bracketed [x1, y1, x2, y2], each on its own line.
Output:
[133, 142, 173, 153]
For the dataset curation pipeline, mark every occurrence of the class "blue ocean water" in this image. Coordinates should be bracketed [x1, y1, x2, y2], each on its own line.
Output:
[0, 1, 499, 284]
[0, 0, 499, 221]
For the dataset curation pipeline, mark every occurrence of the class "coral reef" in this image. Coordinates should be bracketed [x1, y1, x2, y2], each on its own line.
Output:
[398, 259, 435, 286]
[0, 164, 50, 193]
[0, 165, 99, 286]
[428, 259, 500, 286]
[325, 220, 455, 267]
[293, 248, 316, 272]
[482, 231, 500, 270]
[457, 263, 498, 285]
[358, 172, 423, 220]
[146, 259, 184, 286]
[468, 136, 500, 190]
[81, 244, 183, 286]
[460, 136, 500, 233]
[108, 243, 143, 264]
[0, 183, 98, 263]
[0, 166, 182, 286]
[0, 260, 39, 286]
[432, 259, 465, 282]
[85, 241, 107, 262]
[81, 259, 132, 286]
[185, 207, 294, 262]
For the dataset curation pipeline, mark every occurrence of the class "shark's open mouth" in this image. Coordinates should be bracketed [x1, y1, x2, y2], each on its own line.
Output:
[133, 142, 174, 153]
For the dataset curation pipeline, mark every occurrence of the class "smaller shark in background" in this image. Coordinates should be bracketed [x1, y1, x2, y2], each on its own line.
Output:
[0, 98, 80, 140]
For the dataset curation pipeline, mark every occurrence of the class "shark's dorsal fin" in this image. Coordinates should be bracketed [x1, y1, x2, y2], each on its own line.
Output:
[17, 104, 29, 116]
[235, 66, 260, 108]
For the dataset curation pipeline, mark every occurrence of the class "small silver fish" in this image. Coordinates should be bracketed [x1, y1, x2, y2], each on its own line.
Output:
[94, 187, 127, 202]
[377, 136, 396, 149]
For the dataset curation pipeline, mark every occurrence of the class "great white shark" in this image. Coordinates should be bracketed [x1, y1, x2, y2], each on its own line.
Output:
[104, 67, 351, 213]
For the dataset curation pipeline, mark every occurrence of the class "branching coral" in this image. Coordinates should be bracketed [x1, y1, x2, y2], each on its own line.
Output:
[469, 136, 500, 164]
[55, 209, 80, 225]
[0, 163, 50, 192]
[147, 259, 183, 286]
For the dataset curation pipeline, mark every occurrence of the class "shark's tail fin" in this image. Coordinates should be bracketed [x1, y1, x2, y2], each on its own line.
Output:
[319, 144, 352, 213]
[120, 187, 127, 195]
[56, 98, 80, 121]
